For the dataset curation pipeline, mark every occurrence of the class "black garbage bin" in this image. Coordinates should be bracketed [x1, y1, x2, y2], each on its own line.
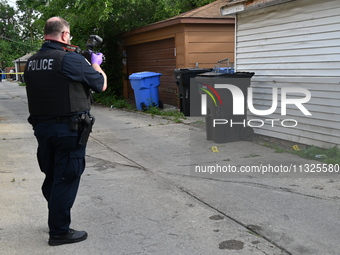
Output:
[193, 72, 255, 143]
[174, 68, 211, 116]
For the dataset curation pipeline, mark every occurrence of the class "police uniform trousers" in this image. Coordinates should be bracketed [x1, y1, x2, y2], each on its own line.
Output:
[33, 122, 86, 236]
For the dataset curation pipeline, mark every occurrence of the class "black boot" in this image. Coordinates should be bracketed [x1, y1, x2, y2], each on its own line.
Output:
[48, 229, 88, 246]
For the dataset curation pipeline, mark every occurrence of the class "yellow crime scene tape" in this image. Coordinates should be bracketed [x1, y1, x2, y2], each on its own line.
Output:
[2, 72, 24, 75]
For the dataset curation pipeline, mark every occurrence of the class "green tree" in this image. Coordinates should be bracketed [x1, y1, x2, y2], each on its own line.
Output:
[13, 0, 216, 95]
[16, 0, 45, 48]
[0, 1, 18, 67]
[0, 0, 40, 68]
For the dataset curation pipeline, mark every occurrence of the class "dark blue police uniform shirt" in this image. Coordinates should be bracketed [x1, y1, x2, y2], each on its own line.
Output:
[41, 42, 104, 93]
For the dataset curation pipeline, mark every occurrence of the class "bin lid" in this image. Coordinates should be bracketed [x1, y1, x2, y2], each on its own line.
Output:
[174, 68, 211, 74]
[197, 72, 255, 78]
[129, 71, 162, 80]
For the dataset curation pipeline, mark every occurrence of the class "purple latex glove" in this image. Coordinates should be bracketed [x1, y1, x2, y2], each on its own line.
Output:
[91, 52, 103, 65]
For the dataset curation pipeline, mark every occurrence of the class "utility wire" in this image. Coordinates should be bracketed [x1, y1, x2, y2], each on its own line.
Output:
[0, 35, 38, 49]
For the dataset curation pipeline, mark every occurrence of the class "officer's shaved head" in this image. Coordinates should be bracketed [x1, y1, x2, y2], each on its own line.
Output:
[44, 17, 71, 44]
[44, 17, 70, 37]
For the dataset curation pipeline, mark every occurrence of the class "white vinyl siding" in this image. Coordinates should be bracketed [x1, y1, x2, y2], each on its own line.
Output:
[236, 0, 340, 147]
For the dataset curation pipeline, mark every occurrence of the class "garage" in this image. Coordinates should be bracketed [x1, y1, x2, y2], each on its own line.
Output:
[126, 38, 177, 106]
[121, 0, 235, 108]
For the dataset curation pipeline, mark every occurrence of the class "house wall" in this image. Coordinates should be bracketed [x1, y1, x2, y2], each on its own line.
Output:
[121, 21, 235, 107]
[236, 0, 340, 148]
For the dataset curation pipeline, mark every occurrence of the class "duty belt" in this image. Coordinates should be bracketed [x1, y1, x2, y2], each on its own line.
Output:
[28, 116, 71, 124]
[28, 114, 95, 145]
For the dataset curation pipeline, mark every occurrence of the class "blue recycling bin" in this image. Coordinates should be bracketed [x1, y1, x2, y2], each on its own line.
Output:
[129, 71, 162, 110]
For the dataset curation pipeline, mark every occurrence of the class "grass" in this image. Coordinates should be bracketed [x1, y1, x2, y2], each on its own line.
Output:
[93, 93, 134, 110]
[93, 93, 186, 123]
[144, 106, 186, 123]
[292, 146, 340, 165]
[261, 142, 340, 165]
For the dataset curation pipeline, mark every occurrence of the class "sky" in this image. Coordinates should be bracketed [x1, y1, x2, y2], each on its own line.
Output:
[7, 0, 16, 8]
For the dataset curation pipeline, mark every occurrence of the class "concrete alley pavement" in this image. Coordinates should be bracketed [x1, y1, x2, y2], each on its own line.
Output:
[1, 79, 340, 255]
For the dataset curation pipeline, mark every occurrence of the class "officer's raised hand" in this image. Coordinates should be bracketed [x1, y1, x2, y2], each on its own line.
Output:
[91, 52, 103, 66]
[90, 52, 106, 91]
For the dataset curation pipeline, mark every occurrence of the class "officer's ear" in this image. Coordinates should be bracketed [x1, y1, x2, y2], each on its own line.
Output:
[60, 31, 69, 44]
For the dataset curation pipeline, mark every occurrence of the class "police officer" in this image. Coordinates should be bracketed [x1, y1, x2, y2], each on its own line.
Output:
[24, 16, 107, 246]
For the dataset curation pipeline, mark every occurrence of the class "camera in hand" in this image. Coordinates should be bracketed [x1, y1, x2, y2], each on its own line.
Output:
[82, 35, 104, 64]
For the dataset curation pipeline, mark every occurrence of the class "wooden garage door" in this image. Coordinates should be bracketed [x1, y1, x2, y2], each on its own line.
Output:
[126, 38, 178, 107]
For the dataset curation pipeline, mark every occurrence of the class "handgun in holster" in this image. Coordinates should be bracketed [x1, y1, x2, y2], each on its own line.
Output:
[79, 114, 95, 145]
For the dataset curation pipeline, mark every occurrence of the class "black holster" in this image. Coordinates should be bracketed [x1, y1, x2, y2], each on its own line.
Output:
[78, 114, 95, 145]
